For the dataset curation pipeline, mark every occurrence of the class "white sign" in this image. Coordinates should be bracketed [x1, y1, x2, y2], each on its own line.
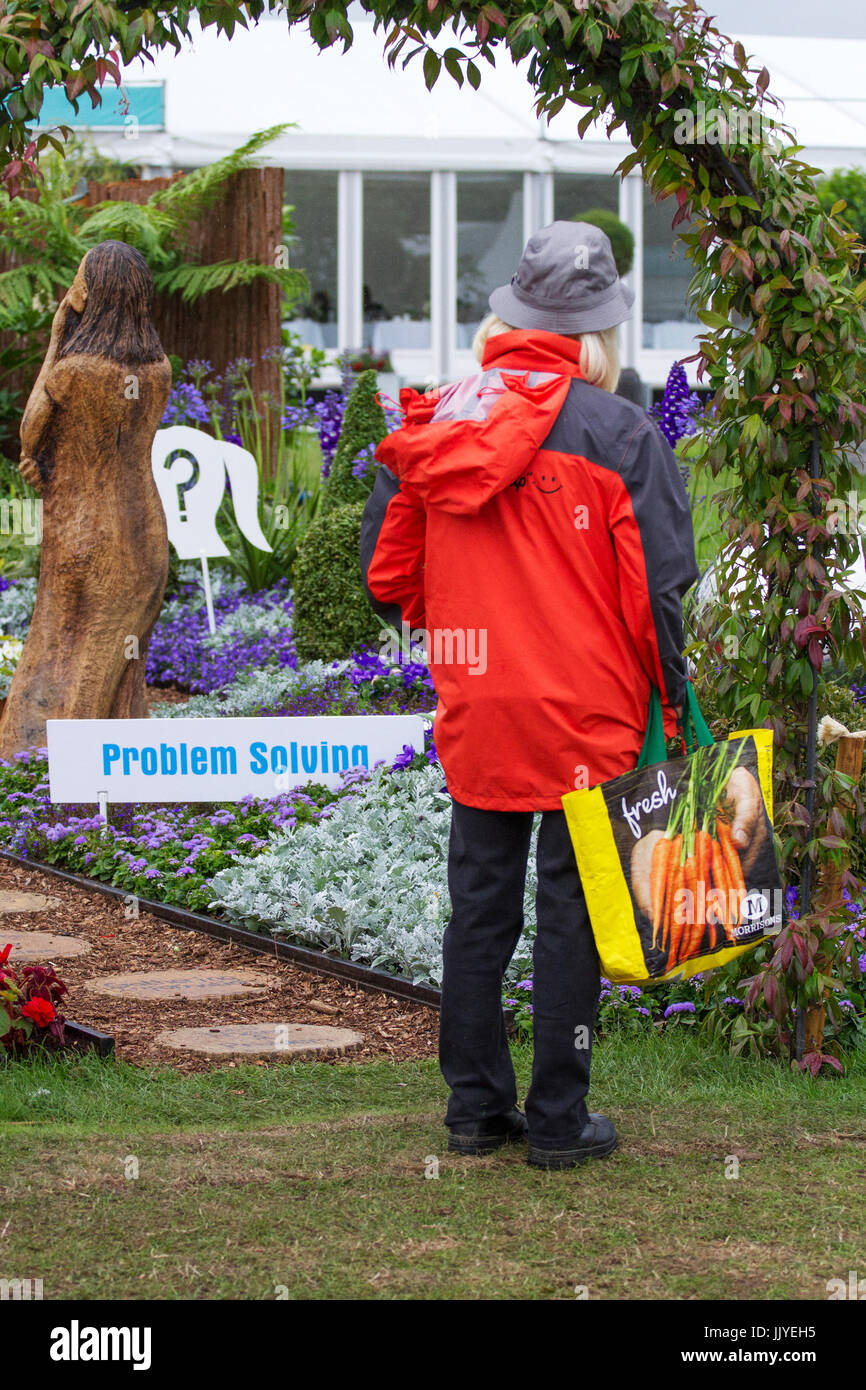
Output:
[46, 716, 426, 804]
[151, 425, 272, 561]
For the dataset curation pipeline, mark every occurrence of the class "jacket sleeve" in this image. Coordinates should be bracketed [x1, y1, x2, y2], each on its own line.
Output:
[608, 419, 699, 730]
[360, 464, 427, 633]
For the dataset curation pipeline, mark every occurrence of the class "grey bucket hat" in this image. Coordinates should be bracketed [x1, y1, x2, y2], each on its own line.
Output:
[488, 220, 635, 334]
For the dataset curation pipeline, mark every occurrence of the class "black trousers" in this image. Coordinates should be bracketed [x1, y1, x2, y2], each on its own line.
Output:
[440, 798, 602, 1149]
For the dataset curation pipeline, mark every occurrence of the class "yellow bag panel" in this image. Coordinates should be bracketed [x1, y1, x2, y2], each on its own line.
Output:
[728, 726, 774, 823]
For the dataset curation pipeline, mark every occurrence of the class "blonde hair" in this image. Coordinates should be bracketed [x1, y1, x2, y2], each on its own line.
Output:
[472, 312, 621, 394]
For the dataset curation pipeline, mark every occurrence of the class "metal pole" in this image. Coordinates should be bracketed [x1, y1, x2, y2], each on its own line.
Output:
[200, 554, 217, 636]
[795, 421, 823, 1060]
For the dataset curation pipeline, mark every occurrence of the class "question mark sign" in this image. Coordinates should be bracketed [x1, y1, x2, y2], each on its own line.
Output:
[164, 449, 200, 522]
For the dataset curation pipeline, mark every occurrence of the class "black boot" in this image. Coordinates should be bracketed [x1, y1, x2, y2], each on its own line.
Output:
[527, 1113, 617, 1170]
[448, 1106, 529, 1155]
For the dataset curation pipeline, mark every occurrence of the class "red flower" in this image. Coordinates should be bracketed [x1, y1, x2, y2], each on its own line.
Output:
[0, 944, 11, 965]
[21, 998, 55, 1027]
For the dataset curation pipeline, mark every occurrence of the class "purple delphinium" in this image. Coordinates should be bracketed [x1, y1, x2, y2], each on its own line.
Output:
[351, 442, 379, 480]
[650, 361, 702, 450]
[282, 391, 347, 480]
[313, 391, 346, 478]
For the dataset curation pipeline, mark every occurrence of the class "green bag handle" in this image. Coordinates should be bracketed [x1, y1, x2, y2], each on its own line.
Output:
[681, 680, 715, 754]
[636, 681, 714, 769]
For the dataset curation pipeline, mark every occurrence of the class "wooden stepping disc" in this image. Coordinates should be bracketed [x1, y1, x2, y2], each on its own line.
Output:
[0, 890, 60, 915]
[0, 927, 90, 960]
[156, 1022, 364, 1059]
[86, 968, 272, 1001]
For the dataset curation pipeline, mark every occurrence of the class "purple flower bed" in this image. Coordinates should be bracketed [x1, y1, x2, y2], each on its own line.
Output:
[0, 748, 341, 911]
[507, 890, 866, 1042]
[145, 578, 296, 693]
[347, 647, 435, 702]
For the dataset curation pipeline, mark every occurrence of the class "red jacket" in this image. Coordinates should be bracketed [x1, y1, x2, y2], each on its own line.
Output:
[361, 329, 698, 811]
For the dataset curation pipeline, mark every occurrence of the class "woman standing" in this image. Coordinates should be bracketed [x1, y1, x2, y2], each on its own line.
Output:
[361, 222, 698, 1169]
[0, 241, 172, 757]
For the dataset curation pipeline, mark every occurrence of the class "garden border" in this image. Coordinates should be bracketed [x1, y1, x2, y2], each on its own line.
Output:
[63, 1020, 115, 1057]
[0, 850, 442, 1010]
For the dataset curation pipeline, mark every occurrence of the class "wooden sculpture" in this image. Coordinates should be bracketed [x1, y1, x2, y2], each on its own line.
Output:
[0, 241, 172, 757]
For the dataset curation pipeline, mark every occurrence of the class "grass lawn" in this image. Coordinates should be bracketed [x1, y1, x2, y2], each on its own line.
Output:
[2, 1028, 865, 1300]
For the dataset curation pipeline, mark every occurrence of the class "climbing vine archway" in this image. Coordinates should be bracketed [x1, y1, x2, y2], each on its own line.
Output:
[2, 1, 865, 1066]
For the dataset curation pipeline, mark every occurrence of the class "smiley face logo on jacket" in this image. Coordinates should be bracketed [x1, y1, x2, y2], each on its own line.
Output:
[511, 469, 562, 496]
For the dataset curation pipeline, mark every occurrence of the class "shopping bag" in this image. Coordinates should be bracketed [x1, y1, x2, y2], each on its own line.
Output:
[561, 683, 783, 985]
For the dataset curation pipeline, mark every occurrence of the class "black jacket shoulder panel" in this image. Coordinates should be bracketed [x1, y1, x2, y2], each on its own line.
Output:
[539, 377, 653, 476]
[359, 463, 404, 630]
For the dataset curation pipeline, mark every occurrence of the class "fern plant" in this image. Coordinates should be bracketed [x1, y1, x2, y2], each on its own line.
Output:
[155, 260, 304, 302]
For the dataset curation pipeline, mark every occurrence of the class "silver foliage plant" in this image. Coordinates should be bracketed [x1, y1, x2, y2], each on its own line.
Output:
[208, 760, 539, 986]
[0, 577, 37, 639]
[150, 659, 350, 719]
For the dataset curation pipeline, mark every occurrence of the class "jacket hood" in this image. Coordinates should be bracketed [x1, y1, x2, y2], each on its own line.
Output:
[374, 330, 584, 515]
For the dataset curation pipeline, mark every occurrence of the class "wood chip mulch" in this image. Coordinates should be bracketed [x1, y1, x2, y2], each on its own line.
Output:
[146, 683, 192, 709]
[0, 859, 439, 1074]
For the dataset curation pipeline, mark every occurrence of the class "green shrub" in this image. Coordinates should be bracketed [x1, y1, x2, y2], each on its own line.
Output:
[293, 367, 392, 661]
[816, 168, 866, 282]
[819, 678, 866, 732]
[571, 207, 635, 277]
[292, 501, 382, 662]
[321, 369, 387, 515]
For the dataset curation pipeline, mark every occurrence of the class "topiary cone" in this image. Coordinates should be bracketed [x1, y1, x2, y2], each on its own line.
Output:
[321, 368, 388, 515]
[292, 500, 383, 662]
